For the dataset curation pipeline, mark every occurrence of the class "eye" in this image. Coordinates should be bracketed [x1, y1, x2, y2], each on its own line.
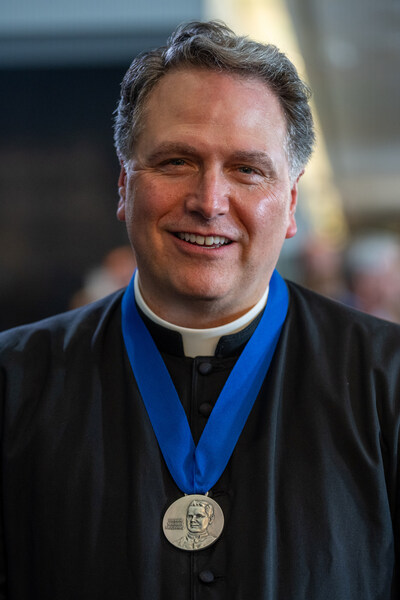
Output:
[166, 158, 186, 166]
[158, 158, 193, 173]
[156, 157, 194, 174]
[237, 165, 260, 175]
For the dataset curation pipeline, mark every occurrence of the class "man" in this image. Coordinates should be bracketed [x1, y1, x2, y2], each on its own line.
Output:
[175, 499, 217, 550]
[1, 20, 400, 600]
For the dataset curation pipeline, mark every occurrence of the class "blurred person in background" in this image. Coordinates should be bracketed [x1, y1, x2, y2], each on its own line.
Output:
[344, 232, 400, 323]
[69, 245, 136, 308]
[1, 20, 400, 600]
[298, 235, 348, 302]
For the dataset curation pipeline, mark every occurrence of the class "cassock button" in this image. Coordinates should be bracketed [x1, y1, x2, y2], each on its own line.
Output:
[199, 402, 213, 417]
[198, 570, 215, 584]
[198, 362, 213, 375]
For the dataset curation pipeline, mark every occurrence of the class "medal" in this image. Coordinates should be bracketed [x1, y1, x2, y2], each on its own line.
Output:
[121, 269, 288, 551]
[163, 494, 224, 551]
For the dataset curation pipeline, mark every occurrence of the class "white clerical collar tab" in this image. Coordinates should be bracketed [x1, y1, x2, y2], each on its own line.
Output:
[133, 271, 269, 358]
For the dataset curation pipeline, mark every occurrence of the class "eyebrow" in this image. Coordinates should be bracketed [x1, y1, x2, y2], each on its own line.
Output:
[146, 143, 277, 177]
[229, 151, 277, 176]
[146, 142, 199, 164]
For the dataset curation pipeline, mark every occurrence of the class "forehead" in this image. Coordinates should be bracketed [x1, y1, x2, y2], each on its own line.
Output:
[137, 67, 288, 155]
[147, 66, 274, 99]
[188, 505, 206, 513]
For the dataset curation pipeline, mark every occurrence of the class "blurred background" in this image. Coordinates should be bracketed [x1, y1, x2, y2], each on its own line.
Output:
[1, 0, 399, 329]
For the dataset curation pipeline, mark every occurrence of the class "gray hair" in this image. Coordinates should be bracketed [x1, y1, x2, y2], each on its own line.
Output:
[114, 20, 315, 180]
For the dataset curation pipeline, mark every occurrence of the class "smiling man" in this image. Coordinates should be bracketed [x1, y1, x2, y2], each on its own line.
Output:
[116, 67, 298, 328]
[1, 20, 400, 600]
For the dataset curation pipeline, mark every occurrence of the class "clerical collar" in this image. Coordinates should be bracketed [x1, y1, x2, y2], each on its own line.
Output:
[134, 271, 269, 358]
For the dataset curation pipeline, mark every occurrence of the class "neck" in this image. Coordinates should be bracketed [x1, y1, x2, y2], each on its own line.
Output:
[134, 272, 269, 357]
[135, 272, 269, 329]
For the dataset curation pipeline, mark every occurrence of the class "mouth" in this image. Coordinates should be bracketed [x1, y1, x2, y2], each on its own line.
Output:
[175, 232, 232, 248]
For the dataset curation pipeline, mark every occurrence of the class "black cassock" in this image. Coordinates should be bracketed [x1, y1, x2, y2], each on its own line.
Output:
[1, 280, 400, 599]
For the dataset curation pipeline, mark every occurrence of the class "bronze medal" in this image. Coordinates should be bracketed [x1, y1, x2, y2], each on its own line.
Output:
[163, 494, 224, 551]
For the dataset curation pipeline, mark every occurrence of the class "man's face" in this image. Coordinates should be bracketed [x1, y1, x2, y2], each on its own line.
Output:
[186, 505, 210, 533]
[118, 68, 300, 326]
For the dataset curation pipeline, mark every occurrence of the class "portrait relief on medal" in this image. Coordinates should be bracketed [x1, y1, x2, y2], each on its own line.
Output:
[163, 495, 224, 551]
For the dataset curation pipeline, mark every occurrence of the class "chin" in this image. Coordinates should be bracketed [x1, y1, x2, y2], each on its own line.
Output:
[172, 273, 234, 301]
[177, 286, 230, 304]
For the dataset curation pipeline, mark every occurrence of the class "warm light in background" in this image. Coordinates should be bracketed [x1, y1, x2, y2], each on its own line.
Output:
[204, 0, 348, 244]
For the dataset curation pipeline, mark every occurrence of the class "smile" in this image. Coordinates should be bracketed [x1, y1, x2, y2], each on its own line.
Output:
[176, 233, 232, 247]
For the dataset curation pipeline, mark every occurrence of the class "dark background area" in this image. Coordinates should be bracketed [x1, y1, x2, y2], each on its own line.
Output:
[0, 65, 129, 330]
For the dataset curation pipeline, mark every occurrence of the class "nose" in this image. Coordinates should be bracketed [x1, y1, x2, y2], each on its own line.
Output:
[185, 168, 230, 219]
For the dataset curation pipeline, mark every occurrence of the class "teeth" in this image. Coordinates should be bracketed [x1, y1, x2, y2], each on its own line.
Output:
[177, 233, 230, 246]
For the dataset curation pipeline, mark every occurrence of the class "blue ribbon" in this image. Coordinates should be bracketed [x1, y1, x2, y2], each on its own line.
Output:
[121, 269, 289, 494]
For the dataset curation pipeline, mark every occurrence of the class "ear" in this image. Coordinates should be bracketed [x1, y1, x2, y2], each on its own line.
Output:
[285, 170, 304, 239]
[117, 164, 127, 222]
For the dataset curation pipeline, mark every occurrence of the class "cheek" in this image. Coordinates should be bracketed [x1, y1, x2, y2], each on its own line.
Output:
[128, 177, 178, 226]
[243, 190, 291, 239]
[125, 182, 154, 230]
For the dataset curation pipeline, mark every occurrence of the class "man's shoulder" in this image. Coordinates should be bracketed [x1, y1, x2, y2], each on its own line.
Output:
[285, 278, 400, 349]
[287, 278, 399, 325]
[0, 289, 125, 358]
